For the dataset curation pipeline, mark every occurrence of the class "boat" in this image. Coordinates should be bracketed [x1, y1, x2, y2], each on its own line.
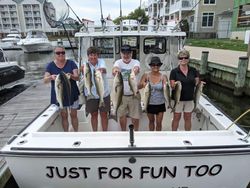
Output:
[0, 47, 25, 91]
[0, 33, 22, 50]
[1, 21, 250, 188]
[17, 30, 53, 53]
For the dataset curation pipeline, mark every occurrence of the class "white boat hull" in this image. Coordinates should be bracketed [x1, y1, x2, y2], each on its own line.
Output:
[5, 146, 250, 188]
[19, 43, 53, 53]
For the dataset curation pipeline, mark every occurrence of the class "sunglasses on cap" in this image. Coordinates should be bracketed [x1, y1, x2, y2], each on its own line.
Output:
[55, 51, 65, 55]
[178, 56, 189, 60]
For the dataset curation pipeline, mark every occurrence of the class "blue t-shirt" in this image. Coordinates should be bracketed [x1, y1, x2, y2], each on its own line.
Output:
[45, 60, 80, 106]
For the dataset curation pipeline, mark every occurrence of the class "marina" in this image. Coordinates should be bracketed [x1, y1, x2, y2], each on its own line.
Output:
[0, 19, 249, 187]
[0, 0, 250, 187]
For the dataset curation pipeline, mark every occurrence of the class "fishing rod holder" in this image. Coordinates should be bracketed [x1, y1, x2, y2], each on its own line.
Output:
[128, 124, 135, 147]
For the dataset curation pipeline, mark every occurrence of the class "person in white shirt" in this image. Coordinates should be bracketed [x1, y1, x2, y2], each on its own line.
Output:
[112, 45, 141, 131]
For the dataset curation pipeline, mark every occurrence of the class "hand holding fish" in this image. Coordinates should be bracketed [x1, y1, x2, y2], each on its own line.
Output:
[50, 74, 57, 81]
[133, 66, 140, 75]
[112, 67, 120, 76]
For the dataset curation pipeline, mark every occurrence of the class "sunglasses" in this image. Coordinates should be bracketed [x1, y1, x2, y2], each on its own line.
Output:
[55, 51, 65, 55]
[178, 56, 189, 60]
[150, 64, 161, 67]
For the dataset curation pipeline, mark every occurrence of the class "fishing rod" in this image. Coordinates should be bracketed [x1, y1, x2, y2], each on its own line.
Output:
[172, 0, 202, 31]
[119, 0, 123, 32]
[99, 0, 106, 30]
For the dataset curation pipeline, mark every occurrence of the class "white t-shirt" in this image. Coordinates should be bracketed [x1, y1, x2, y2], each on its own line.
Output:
[113, 59, 140, 95]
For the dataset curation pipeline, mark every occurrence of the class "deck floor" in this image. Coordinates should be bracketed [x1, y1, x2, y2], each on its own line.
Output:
[0, 81, 50, 187]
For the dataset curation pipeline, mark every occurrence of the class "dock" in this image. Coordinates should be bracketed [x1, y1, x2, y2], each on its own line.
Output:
[0, 80, 50, 187]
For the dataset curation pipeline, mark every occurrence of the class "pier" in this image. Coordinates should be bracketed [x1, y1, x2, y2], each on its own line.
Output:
[0, 81, 50, 187]
[186, 46, 250, 96]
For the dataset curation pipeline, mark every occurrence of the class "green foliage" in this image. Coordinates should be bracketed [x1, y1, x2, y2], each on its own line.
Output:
[185, 38, 247, 52]
[113, 7, 149, 25]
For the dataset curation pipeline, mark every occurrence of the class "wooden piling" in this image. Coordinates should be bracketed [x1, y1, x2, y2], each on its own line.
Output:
[234, 56, 249, 96]
[200, 51, 209, 75]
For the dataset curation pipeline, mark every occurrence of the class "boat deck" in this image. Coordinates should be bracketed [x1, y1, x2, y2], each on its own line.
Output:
[0, 81, 50, 187]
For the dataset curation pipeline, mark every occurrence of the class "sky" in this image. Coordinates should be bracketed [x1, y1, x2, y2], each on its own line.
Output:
[64, 0, 143, 23]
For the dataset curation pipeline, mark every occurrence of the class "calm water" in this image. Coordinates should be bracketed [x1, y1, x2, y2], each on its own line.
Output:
[1, 49, 250, 187]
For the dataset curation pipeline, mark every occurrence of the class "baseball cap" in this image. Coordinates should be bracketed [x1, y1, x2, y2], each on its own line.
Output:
[121, 45, 132, 53]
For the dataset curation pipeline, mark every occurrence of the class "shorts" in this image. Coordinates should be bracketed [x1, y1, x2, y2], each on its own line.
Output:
[173, 100, 194, 113]
[118, 94, 141, 119]
[60, 100, 79, 110]
[86, 95, 111, 113]
[147, 103, 166, 114]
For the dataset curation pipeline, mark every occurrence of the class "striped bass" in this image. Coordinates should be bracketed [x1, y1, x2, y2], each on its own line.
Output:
[128, 69, 138, 96]
[142, 82, 151, 112]
[110, 72, 123, 122]
[84, 63, 93, 97]
[94, 69, 105, 107]
[172, 81, 182, 113]
[55, 71, 71, 108]
[193, 82, 204, 112]
[163, 81, 173, 110]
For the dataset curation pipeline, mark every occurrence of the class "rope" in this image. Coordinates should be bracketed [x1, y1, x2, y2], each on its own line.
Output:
[226, 108, 250, 130]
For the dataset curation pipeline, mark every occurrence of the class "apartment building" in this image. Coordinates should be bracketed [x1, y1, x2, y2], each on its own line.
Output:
[147, 0, 234, 38]
[231, 0, 250, 40]
[0, 0, 56, 36]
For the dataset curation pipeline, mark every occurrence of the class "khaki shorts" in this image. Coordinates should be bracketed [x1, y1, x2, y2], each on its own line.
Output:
[118, 94, 141, 119]
[173, 100, 194, 113]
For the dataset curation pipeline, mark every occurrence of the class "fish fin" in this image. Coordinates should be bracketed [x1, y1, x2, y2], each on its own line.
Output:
[108, 114, 118, 122]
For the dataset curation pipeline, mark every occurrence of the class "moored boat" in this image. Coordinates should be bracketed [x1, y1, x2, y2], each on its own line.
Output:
[1, 15, 250, 188]
[17, 30, 53, 53]
[0, 33, 22, 50]
[0, 47, 25, 91]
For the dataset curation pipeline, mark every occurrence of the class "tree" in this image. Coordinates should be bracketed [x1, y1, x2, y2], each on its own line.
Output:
[113, 7, 149, 25]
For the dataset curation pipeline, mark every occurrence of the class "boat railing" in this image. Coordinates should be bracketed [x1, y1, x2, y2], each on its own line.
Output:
[79, 23, 179, 34]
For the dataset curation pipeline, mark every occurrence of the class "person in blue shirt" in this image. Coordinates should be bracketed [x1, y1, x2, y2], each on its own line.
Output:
[82, 46, 110, 131]
[43, 46, 80, 132]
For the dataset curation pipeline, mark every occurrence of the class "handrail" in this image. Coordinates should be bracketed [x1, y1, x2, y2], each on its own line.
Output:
[226, 108, 250, 130]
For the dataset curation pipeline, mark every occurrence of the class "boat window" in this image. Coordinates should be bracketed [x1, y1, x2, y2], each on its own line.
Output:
[143, 37, 167, 54]
[121, 36, 138, 47]
[93, 38, 114, 58]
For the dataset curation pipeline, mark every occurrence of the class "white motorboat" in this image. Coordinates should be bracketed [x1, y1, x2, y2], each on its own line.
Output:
[17, 30, 53, 53]
[0, 47, 25, 91]
[1, 22, 250, 188]
[0, 33, 22, 50]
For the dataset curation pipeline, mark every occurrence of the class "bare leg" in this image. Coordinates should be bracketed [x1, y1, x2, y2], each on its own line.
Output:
[184, 112, 192, 131]
[171, 112, 181, 131]
[60, 109, 69, 132]
[91, 111, 98, 131]
[100, 111, 108, 131]
[147, 113, 155, 131]
[132, 118, 139, 131]
[119, 116, 127, 131]
[156, 112, 164, 131]
[70, 109, 78, 132]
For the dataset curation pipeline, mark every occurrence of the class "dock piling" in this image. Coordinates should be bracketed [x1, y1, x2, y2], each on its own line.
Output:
[234, 56, 249, 96]
[200, 51, 209, 75]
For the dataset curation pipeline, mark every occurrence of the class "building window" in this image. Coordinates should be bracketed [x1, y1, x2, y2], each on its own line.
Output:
[238, 4, 250, 27]
[204, 0, 215, 4]
[202, 12, 214, 27]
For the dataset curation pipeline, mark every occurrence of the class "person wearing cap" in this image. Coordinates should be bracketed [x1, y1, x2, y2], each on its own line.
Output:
[139, 56, 168, 131]
[112, 44, 141, 131]
[169, 49, 200, 131]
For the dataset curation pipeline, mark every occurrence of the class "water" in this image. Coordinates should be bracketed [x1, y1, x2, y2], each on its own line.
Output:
[1, 49, 250, 187]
